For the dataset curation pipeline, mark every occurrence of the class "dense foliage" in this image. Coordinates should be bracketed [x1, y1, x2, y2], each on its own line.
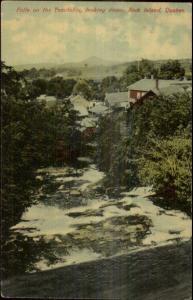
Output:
[130, 93, 192, 214]
[28, 76, 77, 99]
[73, 79, 92, 100]
[96, 111, 139, 191]
[1, 62, 81, 236]
[97, 92, 192, 214]
[138, 136, 191, 213]
[159, 60, 185, 79]
[96, 112, 122, 173]
[99, 59, 187, 92]
[28, 77, 104, 101]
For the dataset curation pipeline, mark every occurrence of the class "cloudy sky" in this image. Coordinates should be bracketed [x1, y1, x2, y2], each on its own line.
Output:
[1, 1, 192, 66]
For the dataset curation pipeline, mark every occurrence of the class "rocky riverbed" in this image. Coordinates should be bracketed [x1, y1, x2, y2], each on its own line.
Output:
[2, 158, 192, 298]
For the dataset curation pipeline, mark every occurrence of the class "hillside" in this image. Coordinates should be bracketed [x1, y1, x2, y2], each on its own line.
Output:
[14, 57, 192, 80]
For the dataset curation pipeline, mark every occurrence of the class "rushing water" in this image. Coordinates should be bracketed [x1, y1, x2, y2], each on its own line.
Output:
[7, 157, 192, 276]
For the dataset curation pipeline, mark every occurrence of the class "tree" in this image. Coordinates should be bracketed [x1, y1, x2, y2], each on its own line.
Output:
[63, 79, 77, 97]
[47, 76, 64, 98]
[73, 79, 92, 100]
[138, 136, 192, 214]
[159, 60, 185, 79]
[1, 62, 81, 238]
[125, 64, 138, 75]
[2, 62, 42, 237]
[96, 88, 192, 214]
[29, 78, 48, 97]
[127, 92, 192, 214]
[139, 59, 154, 77]
[46, 77, 76, 99]
[101, 76, 120, 93]
[96, 112, 122, 172]
[27, 67, 39, 79]
[88, 80, 105, 101]
[119, 64, 141, 91]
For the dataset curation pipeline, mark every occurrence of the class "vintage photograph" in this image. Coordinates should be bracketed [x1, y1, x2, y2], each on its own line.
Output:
[1, 1, 192, 299]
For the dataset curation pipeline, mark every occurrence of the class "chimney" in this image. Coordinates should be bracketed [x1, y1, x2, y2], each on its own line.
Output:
[156, 78, 159, 90]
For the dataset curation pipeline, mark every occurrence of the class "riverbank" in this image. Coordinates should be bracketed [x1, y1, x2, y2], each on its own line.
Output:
[2, 240, 192, 299]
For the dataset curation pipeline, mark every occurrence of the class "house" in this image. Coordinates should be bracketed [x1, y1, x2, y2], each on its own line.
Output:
[105, 92, 130, 109]
[36, 94, 57, 107]
[81, 127, 97, 141]
[80, 117, 97, 131]
[69, 95, 90, 117]
[89, 102, 109, 117]
[128, 77, 192, 105]
[79, 117, 97, 141]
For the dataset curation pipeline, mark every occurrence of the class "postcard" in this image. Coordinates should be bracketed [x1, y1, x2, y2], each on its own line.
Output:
[1, 1, 192, 299]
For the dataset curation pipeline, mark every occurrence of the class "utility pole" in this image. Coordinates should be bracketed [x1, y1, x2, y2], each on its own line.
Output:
[137, 58, 142, 72]
[137, 59, 140, 72]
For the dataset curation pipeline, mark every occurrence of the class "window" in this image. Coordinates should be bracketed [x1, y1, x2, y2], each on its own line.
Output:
[137, 92, 141, 99]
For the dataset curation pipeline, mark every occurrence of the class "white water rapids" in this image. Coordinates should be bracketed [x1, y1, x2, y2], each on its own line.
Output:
[11, 161, 192, 272]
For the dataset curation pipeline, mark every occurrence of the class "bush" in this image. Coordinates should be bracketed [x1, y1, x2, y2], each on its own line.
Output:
[138, 137, 192, 214]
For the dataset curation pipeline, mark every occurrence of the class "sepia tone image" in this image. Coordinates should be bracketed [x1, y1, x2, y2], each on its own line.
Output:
[1, 1, 192, 299]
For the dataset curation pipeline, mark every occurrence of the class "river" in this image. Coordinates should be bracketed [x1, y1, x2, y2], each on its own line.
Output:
[2, 156, 192, 298]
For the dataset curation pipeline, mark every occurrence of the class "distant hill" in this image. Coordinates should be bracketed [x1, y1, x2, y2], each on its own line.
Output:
[14, 57, 192, 80]
[13, 56, 124, 70]
[14, 63, 57, 71]
[79, 56, 121, 66]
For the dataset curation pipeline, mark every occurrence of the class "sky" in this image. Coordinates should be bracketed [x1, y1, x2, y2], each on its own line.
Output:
[1, 1, 192, 66]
